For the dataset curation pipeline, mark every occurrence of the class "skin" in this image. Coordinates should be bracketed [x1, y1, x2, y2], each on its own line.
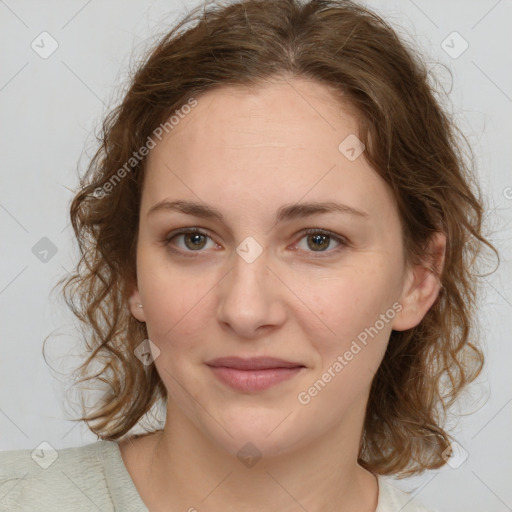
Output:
[121, 76, 445, 512]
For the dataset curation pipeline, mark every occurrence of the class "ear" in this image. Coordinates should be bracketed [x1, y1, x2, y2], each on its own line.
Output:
[128, 281, 146, 323]
[392, 231, 446, 331]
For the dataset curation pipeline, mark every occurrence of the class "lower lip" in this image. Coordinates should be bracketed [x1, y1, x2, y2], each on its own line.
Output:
[208, 366, 303, 392]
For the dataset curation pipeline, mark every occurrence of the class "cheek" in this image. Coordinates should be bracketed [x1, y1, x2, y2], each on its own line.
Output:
[136, 252, 216, 343]
[294, 265, 396, 346]
[294, 275, 393, 410]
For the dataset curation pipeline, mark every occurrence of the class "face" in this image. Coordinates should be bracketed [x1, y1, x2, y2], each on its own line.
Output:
[129, 77, 444, 458]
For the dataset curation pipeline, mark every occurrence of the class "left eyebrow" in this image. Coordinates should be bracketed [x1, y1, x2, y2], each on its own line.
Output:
[275, 201, 369, 222]
[146, 199, 369, 222]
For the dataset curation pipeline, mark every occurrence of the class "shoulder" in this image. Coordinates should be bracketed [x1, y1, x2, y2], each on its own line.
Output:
[376, 475, 437, 512]
[0, 440, 119, 512]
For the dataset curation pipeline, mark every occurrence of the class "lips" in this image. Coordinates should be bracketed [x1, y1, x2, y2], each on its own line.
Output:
[205, 356, 304, 370]
[205, 356, 305, 392]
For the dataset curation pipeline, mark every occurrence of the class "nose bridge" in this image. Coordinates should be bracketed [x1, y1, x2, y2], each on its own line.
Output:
[227, 235, 269, 302]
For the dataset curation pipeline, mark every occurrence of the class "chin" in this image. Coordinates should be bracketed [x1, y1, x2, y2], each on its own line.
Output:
[202, 408, 309, 461]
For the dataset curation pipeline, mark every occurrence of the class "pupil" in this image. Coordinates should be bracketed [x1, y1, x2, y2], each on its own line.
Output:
[186, 233, 206, 250]
[309, 234, 329, 251]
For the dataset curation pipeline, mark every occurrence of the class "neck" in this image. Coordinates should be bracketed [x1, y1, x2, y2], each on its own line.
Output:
[134, 399, 378, 512]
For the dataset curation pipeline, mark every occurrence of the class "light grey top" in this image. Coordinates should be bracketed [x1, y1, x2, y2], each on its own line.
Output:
[0, 440, 434, 511]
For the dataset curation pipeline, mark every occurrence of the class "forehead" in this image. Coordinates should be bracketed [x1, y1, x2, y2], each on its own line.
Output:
[152, 78, 357, 162]
[142, 78, 397, 227]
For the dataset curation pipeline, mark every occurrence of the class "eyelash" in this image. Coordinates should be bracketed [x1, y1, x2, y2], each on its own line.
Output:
[163, 227, 348, 258]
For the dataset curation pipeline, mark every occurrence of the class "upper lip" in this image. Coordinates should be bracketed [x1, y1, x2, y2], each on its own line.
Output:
[205, 356, 305, 370]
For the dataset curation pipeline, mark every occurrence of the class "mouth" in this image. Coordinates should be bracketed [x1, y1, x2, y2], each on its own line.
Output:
[205, 356, 306, 392]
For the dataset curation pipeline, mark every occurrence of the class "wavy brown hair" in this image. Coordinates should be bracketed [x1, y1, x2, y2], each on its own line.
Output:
[52, 0, 499, 477]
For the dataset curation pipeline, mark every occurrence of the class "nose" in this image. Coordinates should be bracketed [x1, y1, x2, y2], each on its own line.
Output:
[216, 244, 286, 339]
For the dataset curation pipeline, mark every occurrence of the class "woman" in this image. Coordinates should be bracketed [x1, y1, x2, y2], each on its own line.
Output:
[0, 0, 497, 510]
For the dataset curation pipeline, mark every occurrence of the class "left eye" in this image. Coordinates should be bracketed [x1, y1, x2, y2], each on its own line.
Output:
[296, 229, 346, 253]
[163, 228, 347, 256]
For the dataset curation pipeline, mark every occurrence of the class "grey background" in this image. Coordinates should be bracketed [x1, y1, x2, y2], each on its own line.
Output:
[1, 1, 511, 511]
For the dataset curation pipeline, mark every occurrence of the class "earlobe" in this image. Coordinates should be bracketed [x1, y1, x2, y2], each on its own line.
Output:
[128, 286, 146, 323]
[392, 231, 446, 332]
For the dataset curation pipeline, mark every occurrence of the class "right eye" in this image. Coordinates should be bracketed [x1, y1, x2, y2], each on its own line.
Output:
[163, 227, 219, 256]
